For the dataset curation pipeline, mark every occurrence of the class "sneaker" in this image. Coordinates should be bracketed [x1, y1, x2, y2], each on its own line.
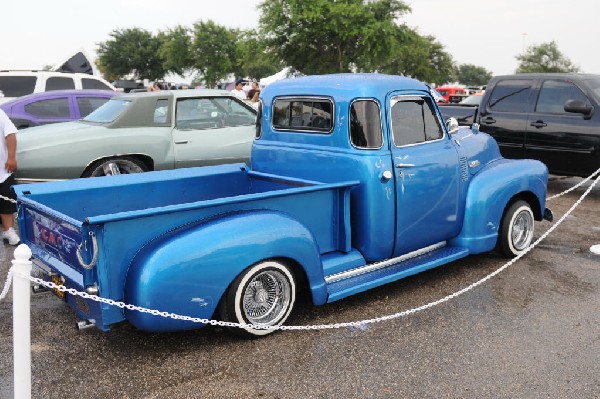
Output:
[2, 227, 20, 246]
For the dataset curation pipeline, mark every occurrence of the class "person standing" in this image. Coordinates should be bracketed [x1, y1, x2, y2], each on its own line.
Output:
[0, 109, 19, 245]
[231, 79, 247, 100]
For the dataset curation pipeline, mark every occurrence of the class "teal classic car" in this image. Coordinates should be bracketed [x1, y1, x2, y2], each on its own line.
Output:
[15, 89, 257, 183]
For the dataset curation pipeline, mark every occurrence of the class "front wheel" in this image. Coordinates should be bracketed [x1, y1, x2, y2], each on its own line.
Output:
[83, 157, 148, 177]
[219, 260, 296, 337]
[497, 200, 535, 257]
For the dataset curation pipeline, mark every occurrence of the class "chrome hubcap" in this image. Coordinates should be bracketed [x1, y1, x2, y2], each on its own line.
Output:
[512, 210, 534, 250]
[243, 270, 291, 326]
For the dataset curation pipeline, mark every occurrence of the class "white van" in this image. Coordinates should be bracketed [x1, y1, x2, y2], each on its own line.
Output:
[0, 70, 115, 104]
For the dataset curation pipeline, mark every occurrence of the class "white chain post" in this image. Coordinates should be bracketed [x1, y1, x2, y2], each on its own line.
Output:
[12, 244, 32, 399]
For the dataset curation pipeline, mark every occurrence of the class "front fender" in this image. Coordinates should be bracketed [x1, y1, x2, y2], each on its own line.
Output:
[124, 210, 325, 332]
[450, 159, 548, 254]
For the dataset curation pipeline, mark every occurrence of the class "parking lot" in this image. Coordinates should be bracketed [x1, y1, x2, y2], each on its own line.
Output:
[0, 175, 598, 398]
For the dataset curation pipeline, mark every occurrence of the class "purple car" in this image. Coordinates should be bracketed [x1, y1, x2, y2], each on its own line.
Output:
[0, 89, 118, 129]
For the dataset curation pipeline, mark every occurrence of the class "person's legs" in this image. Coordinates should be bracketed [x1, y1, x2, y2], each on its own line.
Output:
[0, 174, 19, 245]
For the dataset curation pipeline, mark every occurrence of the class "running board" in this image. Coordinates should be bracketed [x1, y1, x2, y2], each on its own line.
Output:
[325, 245, 469, 303]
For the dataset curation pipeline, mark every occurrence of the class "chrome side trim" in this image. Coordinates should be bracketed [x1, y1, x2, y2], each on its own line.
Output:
[325, 241, 447, 284]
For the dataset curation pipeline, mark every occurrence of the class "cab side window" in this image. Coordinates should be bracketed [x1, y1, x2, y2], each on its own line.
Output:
[488, 79, 533, 112]
[350, 100, 382, 149]
[391, 96, 443, 147]
[535, 80, 589, 114]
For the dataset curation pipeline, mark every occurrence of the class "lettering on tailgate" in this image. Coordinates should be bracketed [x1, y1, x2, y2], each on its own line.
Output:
[26, 209, 80, 265]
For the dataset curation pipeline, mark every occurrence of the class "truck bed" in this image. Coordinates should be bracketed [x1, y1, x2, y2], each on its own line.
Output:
[16, 164, 357, 329]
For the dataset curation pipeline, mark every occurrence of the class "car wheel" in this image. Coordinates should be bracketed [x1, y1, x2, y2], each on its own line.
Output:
[497, 200, 535, 257]
[83, 157, 148, 177]
[219, 260, 296, 337]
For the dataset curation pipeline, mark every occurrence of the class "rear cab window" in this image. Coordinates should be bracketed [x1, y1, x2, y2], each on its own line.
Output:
[272, 97, 333, 133]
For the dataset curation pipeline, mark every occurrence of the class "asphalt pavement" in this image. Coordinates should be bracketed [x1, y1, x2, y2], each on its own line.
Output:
[0, 175, 598, 399]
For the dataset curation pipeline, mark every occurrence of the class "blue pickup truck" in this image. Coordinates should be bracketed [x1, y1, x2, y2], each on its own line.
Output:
[16, 74, 552, 337]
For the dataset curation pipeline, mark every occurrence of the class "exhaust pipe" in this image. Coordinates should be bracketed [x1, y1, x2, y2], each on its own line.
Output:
[31, 285, 48, 294]
[76, 320, 96, 330]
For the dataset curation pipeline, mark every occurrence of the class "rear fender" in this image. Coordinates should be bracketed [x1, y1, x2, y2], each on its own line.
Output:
[449, 159, 548, 254]
[124, 210, 325, 332]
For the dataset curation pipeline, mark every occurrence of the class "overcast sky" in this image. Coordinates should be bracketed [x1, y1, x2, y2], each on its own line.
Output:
[2, 0, 598, 79]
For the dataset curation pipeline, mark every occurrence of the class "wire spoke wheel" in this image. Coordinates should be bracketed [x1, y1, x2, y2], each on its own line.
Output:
[220, 260, 296, 337]
[85, 157, 147, 177]
[242, 270, 291, 325]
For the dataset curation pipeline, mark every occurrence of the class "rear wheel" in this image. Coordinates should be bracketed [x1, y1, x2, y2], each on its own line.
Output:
[83, 157, 148, 177]
[219, 260, 296, 337]
[497, 200, 535, 257]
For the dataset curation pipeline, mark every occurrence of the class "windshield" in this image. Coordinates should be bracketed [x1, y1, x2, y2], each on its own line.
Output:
[83, 98, 131, 123]
[583, 78, 600, 99]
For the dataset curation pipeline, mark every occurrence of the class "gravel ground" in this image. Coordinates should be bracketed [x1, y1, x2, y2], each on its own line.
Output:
[0, 175, 598, 399]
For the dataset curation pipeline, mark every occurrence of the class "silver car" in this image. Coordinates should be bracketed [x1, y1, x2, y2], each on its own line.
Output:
[15, 89, 257, 183]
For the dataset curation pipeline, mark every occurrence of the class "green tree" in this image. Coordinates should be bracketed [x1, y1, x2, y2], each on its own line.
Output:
[516, 41, 580, 73]
[96, 28, 167, 80]
[234, 30, 281, 81]
[457, 64, 493, 86]
[159, 25, 195, 76]
[191, 20, 238, 88]
[258, 0, 410, 74]
[380, 27, 456, 85]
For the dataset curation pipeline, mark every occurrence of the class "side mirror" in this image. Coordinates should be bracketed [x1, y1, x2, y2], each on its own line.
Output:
[446, 117, 460, 134]
[564, 99, 594, 119]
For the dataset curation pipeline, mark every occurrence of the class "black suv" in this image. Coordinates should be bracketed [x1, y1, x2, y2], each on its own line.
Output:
[478, 73, 600, 177]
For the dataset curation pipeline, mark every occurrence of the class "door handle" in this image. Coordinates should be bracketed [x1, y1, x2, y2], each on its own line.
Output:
[174, 141, 189, 144]
[530, 121, 547, 128]
[396, 163, 415, 168]
[481, 117, 496, 124]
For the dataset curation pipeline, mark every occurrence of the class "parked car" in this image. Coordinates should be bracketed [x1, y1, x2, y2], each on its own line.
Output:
[435, 86, 468, 103]
[15, 89, 257, 183]
[0, 89, 118, 128]
[442, 73, 600, 177]
[0, 70, 115, 104]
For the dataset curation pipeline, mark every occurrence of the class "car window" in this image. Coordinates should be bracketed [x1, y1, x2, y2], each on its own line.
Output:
[83, 98, 131, 123]
[488, 79, 534, 112]
[24, 98, 70, 118]
[82, 78, 112, 90]
[535, 80, 589, 114]
[391, 96, 444, 147]
[0, 76, 37, 97]
[350, 100, 382, 149]
[176, 97, 256, 129]
[272, 97, 333, 133]
[154, 99, 169, 123]
[46, 77, 75, 91]
[77, 97, 111, 117]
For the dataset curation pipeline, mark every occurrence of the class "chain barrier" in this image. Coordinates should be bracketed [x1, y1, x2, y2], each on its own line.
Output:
[1, 169, 599, 332]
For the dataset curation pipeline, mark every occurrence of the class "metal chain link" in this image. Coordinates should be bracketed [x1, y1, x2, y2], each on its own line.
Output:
[1, 169, 599, 332]
[547, 167, 600, 200]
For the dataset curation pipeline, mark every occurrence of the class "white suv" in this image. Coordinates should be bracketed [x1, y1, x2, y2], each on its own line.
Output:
[0, 70, 115, 104]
